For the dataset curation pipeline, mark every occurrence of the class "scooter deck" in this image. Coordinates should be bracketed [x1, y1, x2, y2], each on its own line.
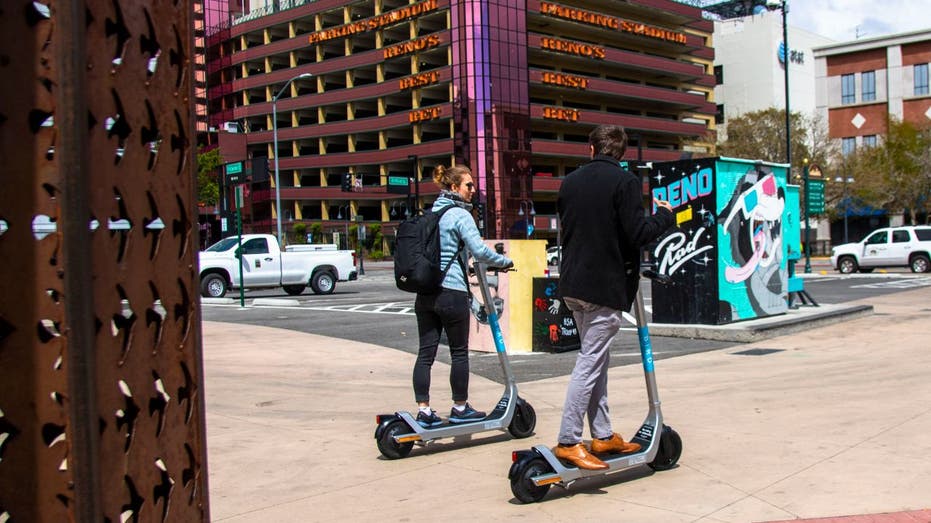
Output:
[552, 442, 644, 468]
[417, 398, 509, 428]
[527, 421, 660, 484]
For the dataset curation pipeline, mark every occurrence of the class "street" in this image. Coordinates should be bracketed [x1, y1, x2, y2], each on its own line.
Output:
[200, 261, 931, 384]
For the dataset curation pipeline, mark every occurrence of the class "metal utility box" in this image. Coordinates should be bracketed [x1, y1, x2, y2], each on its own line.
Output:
[648, 157, 790, 324]
[531, 277, 580, 352]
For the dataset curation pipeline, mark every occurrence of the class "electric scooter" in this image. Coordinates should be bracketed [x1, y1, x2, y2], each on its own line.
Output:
[374, 253, 536, 459]
[508, 268, 683, 502]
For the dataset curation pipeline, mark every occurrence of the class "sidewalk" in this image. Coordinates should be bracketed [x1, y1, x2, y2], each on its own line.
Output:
[203, 286, 931, 522]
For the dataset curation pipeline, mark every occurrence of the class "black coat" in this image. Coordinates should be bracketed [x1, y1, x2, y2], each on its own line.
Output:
[557, 155, 675, 311]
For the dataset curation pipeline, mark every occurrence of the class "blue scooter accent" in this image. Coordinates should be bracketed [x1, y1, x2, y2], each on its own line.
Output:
[375, 247, 536, 459]
[508, 268, 683, 502]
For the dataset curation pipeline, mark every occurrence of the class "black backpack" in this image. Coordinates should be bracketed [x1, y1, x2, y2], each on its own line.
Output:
[394, 206, 464, 294]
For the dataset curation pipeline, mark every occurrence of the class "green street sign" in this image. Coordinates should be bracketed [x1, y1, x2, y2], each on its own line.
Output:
[387, 176, 410, 195]
[225, 161, 244, 184]
[806, 179, 825, 214]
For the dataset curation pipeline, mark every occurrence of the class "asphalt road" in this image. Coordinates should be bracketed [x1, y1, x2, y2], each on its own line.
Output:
[200, 262, 931, 384]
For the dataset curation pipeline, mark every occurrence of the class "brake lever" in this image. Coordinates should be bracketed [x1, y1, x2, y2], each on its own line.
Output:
[642, 269, 674, 285]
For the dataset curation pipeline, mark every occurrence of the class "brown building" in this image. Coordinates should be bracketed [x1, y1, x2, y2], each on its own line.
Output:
[814, 29, 931, 155]
[204, 0, 715, 248]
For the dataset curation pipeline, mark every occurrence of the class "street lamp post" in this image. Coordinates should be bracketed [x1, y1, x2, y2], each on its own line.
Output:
[272, 72, 312, 246]
[407, 154, 419, 214]
[834, 176, 855, 244]
[356, 214, 365, 276]
[766, 0, 791, 169]
[336, 204, 350, 250]
[803, 158, 811, 273]
[518, 200, 535, 239]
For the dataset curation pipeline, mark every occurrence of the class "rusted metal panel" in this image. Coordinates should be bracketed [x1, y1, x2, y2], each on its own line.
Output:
[0, 1, 210, 521]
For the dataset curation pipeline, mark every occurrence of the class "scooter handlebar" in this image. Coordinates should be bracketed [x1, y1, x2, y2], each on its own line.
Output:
[470, 265, 516, 275]
[641, 269, 674, 285]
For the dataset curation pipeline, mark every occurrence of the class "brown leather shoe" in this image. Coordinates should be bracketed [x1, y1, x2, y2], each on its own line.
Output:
[553, 443, 608, 470]
[591, 433, 641, 455]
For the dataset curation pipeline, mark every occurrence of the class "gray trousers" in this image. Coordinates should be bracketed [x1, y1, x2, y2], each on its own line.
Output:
[557, 297, 623, 445]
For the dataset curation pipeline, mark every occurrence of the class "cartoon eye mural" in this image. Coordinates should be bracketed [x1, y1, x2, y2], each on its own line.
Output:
[721, 171, 784, 283]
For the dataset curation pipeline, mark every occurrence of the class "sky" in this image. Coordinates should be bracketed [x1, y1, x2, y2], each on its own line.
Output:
[787, 0, 931, 42]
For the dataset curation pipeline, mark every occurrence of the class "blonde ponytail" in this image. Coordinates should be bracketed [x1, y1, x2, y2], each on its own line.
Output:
[432, 164, 471, 190]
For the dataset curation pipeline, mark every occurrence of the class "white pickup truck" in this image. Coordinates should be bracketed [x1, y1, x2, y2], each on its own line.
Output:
[198, 234, 357, 297]
[831, 225, 931, 274]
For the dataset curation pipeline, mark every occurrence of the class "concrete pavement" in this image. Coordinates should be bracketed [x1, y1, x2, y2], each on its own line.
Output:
[202, 285, 931, 522]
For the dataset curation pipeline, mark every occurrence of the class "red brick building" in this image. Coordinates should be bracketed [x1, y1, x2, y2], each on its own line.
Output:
[814, 29, 931, 155]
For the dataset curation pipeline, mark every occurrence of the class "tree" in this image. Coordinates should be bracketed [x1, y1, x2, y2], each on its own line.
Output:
[309, 223, 324, 243]
[717, 108, 834, 174]
[833, 118, 931, 224]
[197, 146, 222, 206]
[291, 222, 307, 244]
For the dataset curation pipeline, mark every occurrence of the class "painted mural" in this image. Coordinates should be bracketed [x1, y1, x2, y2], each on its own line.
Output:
[531, 278, 580, 352]
[648, 158, 789, 325]
[649, 158, 721, 325]
[716, 161, 788, 320]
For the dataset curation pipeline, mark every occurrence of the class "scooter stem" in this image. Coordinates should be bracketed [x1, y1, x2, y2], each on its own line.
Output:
[474, 262, 517, 388]
[632, 285, 662, 411]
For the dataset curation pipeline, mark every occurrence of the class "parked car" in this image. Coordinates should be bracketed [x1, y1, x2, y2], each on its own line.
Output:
[546, 246, 562, 265]
[198, 234, 357, 297]
[830, 226, 931, 274]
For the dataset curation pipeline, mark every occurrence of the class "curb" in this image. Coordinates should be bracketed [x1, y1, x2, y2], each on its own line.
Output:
[650, 304, 874, 342]
[252, 298, 301, 307]
[200, 297, 235, 305]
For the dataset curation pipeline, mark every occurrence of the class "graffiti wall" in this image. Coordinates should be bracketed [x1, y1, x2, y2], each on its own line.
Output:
[716, 160, 788, 320]
[650, 158, 789, 324]
[531, 278, 580, 352]
[649, 158, 720, 324]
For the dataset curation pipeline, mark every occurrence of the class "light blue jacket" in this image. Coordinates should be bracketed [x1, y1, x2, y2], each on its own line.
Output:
[433, 196, 512, 292]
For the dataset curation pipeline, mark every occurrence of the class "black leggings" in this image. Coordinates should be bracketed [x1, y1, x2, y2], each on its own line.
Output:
[413, 289, 471, 403]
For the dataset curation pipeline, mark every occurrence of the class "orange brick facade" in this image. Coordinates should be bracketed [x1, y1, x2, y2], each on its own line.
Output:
[817, 31, 931, 145]
[828, 104, 888, 137]
[902, 41, 931, 66]
[903, 99, 931, 127]
[826, 48, 886, 76]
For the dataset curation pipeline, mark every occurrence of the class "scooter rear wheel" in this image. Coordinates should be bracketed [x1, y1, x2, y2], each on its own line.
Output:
[376, 419, 414, 459]
[510, 457, 552, 503]
[648, 425, 682, 471]
[507, 398, 536, 439]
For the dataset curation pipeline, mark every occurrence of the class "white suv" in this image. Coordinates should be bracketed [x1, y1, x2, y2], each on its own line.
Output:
[830, 226, 931, 274]
[546, 246, 562, 266]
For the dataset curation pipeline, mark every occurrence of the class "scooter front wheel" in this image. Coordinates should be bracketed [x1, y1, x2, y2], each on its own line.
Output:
[648, 425, 682, 471]
[376, 419, 414, 459]
[510, 457, 552, 503]
[507, 398, 536, 439]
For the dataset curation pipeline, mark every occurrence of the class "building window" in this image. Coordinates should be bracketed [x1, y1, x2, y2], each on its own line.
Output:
[842, 137, 856, 156]
[841, 74, 856, 104]
[863, 135, 877, 147]
[715, 104, 724, 124]
[916, 64, 929, 95]
[861, 71, 875, 101]
[714, 65, 723, 85]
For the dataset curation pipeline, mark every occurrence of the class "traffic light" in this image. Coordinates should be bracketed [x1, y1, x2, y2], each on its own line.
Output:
[251, 157, 269, 183]
[341, 173, 352, 192]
